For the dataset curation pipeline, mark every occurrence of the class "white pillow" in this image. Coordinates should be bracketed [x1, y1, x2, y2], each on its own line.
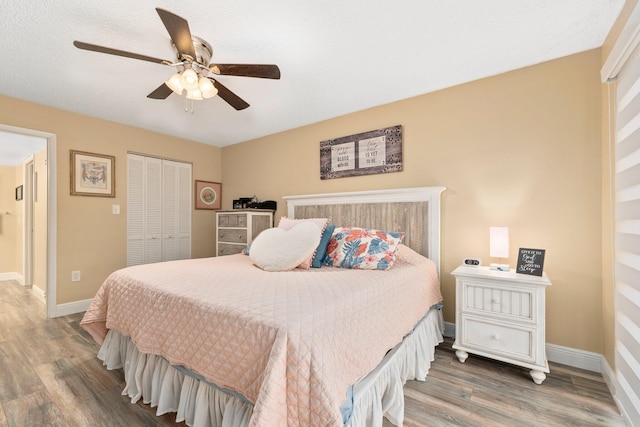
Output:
[250, 222, 321, 271]
[278, 217, 329, 269]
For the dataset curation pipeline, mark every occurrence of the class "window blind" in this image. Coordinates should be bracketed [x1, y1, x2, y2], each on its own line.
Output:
[615, 36, 640, 426]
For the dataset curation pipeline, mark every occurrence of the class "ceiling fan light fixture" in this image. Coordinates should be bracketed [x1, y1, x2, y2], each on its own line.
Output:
[165, 72, 184, 94]
[181, 68, 199, 90]
[199, 77, 217, 98]
[186, 88, 203, 100]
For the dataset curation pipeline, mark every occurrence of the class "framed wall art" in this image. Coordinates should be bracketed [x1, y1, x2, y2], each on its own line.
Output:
[15, 185, 23, 201]
[320, 125, 403, 180]
[195, 180, 222, 210]
[70, 150, 115, 197]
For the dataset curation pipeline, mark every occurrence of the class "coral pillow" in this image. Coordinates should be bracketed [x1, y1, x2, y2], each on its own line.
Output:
[250, 222, 321, 272]
[278, 217, 329, 269]
[324, 227, 405, 270]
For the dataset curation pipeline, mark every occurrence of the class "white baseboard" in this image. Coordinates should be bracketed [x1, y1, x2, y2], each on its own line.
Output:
[0, 272, 25, 285]
[0, 272, 19, 281]
[31, 284, 46, 304]
[546, 343, 602, 373]
[55, 298, 93, 317]
[444, 322, 603, 373]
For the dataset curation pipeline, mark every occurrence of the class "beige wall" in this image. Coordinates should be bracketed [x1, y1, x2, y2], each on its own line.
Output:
[222, 49, 604, 353]
[0, 165, 17, 273]
[0, 94, 222, 304]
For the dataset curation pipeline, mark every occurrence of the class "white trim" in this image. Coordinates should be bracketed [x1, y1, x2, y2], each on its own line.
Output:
[47, 133, 57, 318]
[56, 299, 93, 317]
[284, 186, 446, 276]
[446, 322, 603, 373]
[601, 2, 640, 81]
[23, 155, 34, 288]
[545, 343, 602, 373]
[0, 272, 19, 281]
[31, 284, 46, 304]
[0, 124, 58, 318]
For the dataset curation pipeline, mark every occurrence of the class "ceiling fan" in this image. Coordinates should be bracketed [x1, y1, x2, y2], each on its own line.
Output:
[73, 7, 280, 111]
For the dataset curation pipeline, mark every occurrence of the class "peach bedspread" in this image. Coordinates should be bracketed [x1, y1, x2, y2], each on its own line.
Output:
[81, 245, 442, 427]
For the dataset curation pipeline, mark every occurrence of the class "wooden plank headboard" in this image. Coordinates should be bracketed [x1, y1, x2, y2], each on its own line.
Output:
[283, 186, 445, 276]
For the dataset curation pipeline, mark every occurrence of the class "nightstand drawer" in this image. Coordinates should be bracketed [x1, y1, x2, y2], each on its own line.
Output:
[461, 316, 535, 363]
[461, 280, 535, 323]
[217, 228, 247, 244]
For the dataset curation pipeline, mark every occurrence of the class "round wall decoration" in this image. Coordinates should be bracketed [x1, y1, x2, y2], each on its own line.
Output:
[200, 186, 217, 205]
[195, 180, 222, 210]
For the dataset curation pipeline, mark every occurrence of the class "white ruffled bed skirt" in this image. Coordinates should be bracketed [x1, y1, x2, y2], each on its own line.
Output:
[97, 307, 444, 427]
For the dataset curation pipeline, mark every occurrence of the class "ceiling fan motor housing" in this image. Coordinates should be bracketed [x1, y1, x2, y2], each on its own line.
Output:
[174, 35, 212, 69]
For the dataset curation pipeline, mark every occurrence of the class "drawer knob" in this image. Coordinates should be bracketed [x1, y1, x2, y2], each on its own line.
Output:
[492, 334, 500, 341]
[492, 299, 500, 305]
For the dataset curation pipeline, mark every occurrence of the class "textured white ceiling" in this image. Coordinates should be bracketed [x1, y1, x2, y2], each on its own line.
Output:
[0, 1, 624, 148]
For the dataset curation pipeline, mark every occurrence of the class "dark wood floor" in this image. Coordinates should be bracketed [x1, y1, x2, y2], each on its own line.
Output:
[0, 280, 626, 427]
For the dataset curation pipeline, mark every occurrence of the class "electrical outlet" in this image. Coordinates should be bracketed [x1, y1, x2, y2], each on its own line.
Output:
[112, 204, 120, 215]
[71, 271, 81, 282]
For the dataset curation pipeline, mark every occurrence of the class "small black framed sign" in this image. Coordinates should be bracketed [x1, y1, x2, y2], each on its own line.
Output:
[516, 248, 546, 276]
[15, 185, 23, 201]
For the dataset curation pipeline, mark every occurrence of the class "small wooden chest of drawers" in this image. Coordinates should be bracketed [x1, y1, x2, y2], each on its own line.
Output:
[452, 265, 552, 384]
[215, 209, 274, 256]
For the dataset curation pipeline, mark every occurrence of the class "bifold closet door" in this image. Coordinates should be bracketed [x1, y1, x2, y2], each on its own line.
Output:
[162, 159, 191, 261]
[127, 154, 191, 266]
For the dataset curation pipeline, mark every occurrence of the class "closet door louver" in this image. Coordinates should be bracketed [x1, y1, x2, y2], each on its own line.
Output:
[162, 160, 192, 261]
[146, 157, 163, 264]
[127, 154, 192, 266]
[177, 163, 192, 259]
[126, 155, 145, 266]
[162, 160, 178, 261]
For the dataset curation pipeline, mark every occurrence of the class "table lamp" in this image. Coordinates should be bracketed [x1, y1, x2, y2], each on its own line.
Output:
[490, 226, 510, 271]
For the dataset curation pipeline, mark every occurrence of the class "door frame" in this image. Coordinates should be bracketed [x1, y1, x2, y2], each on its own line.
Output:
[0, 124, 57, 318]
[23, 156, 34, 287]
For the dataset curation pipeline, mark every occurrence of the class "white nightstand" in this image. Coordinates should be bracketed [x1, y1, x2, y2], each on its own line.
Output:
[452, 265, 552, 384]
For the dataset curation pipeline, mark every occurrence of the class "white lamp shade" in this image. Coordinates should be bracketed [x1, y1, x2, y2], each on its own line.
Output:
[165, 73, 184, 94]
[186, 89, 203, 100]
[181, 69, 199, 90]
[489, 227, 509, 258]
[199, 77, 218, 99]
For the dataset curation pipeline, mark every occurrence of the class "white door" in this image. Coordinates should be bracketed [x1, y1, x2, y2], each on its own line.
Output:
[127, 154, 191, 266]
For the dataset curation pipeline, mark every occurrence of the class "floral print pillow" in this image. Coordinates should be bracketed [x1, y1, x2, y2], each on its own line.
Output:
[324, 227, 405, 270]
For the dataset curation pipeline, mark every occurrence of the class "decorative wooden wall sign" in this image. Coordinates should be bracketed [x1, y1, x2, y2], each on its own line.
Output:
[319, 125, 403, 180]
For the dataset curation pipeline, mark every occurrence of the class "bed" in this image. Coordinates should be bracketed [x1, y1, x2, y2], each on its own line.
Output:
[80, 186, 446, 427]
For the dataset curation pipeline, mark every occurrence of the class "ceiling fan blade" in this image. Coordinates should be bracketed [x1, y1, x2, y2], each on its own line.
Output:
[155, 8, 196, 60]
[73, 41, 169, 65]
[211, 79, 250, 110]
[147, 83, 174, 99]
[210, 64, 281, 79]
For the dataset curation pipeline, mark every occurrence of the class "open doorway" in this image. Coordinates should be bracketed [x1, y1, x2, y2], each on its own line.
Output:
[0, 124, 57, 318]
